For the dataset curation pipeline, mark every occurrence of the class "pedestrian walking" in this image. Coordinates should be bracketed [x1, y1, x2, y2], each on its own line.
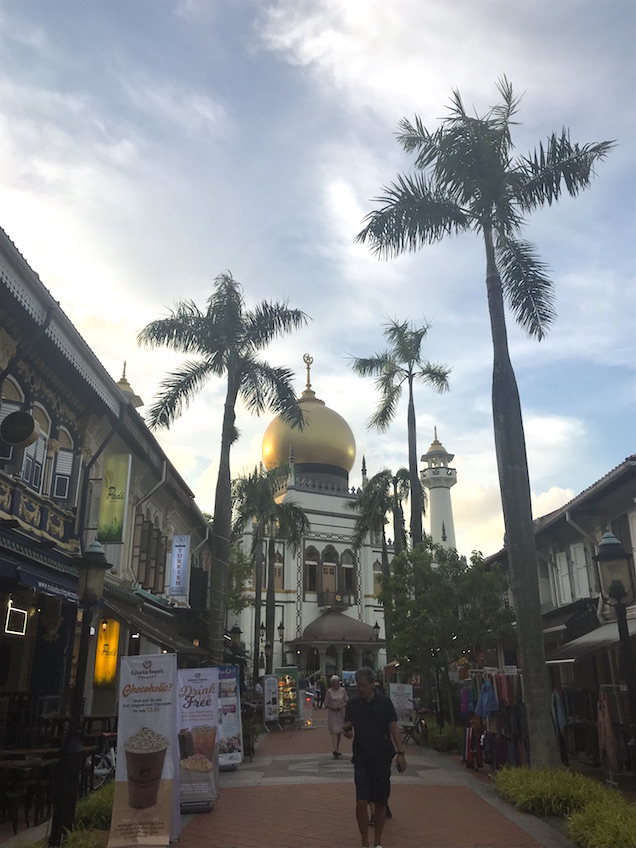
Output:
[324, 674, 348, 757]
[343, 667, 406, 848]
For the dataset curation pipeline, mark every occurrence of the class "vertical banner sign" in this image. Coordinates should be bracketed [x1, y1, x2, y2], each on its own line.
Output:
[176, 667, 219, 812]
[98, 454, 132, 544]
[389, 682, 414, 723]
[108, 655, 180, 848]
[262, 674, 279, 724]
[169, 535, 190, 597]
[217, 665, 243, 768]
[93, 618, 120, 688]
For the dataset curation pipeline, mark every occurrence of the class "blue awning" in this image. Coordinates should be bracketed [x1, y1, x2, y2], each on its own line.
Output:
[17, 564, 78, 602]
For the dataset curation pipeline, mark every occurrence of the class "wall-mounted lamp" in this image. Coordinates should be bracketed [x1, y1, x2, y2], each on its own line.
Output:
[373, 621, 380, 641]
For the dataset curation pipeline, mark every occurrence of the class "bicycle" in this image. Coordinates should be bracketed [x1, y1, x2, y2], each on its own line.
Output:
[91, 732, 117, 790]
[400, 698, 429, 746]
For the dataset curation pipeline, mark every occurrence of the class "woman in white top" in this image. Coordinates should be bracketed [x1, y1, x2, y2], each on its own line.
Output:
[324, 674, 348, 757]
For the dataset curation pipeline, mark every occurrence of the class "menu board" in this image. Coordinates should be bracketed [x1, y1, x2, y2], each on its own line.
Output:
[108, 654, 179, 848]
[389, 681, 414, 723]
[262, 674, 279, 724]
[177, 667, 219, 812]
[275, 666, 299, 721]
[217, 665, 243, 768]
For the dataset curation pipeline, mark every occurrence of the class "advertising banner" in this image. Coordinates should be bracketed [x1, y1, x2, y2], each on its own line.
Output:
[389, 681, 414, 724]
[217, 665, 243, 768]
[108, 654, 180, 848]
[169, 535, 190, 597]
[93, 618, 120, 688]
[177, 667, 219, 812]
[262, 674, 279, 724]
[98, 454, 132, 544]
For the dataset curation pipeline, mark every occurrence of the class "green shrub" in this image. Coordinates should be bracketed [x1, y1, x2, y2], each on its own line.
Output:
[63, 831, 108, 848]
[568, 794, 636, 848]
[494, 766, 606, 817]
[74, 783, 115, 831]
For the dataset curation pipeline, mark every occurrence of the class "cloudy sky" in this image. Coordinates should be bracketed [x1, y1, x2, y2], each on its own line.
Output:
[0, 0, 634, 557]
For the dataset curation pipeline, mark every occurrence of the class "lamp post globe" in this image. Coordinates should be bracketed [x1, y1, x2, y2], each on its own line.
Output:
[49, 541, 111, 846]
[594, 530, 636, 770]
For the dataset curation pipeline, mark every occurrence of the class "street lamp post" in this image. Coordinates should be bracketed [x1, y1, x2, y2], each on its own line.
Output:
[277, 620, 285, 666]
[594, 530, 636, 771]
[50, 541, 111, 846]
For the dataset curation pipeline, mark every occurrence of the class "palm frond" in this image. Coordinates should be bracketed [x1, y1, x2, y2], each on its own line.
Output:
[137, 302, 208, 354]
[240, 361, 304, 429]
[355, 173, 469, 258]
[350, 352, 391, 377]
[145, 359, 214, 429]
[368, 372, 403, 432]
[495, 235, 556, 340]
[396, 116, 442, 170]
[416, 362, 451, 392]
[246, 301, 309, 350]
[518, 132, 615, 208]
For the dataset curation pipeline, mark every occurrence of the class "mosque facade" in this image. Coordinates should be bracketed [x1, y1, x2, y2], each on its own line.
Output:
[235, 355, 388, 682]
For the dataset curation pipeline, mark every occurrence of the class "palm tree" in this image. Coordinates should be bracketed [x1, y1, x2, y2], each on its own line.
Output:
[389, 466, 411, 555]
[232, 467, 271, 685]
[138, 272, 308, 663]
[232, 464, 310, 678]
[355, 78, 614, 767]
[349, 469, 395, 661]
[352, 318, 450, 546]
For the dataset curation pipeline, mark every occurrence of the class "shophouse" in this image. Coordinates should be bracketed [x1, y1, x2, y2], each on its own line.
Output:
[486, 454, 636, 767]
[0, 227, 211, 747]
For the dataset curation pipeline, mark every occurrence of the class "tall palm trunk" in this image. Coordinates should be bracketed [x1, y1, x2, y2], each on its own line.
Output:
[484, 226, 558, 767]
[407, 377, 423, 545]
[265, 531, 276, 674]
[209, 380, 239, 663]
[380, 526, 393, 663]
[252, 528, 264, 686]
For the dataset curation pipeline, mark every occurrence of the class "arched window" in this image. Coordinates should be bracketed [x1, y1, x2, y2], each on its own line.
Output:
[341, 549, 355, 595]
[274, 551, 284, 591]
[51, 426, 76, 501]
[373, 560, 383, 598]
[22, 404, 50, 493]
[304, 546, 319, 593]
[0, 377, 23, 462]
[321, 546, 338, 593]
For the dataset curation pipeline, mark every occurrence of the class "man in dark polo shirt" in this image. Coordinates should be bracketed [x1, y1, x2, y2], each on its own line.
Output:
[343, 667, 406, 848]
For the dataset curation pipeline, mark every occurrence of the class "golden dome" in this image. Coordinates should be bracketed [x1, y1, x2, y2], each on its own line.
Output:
[262, 354, 356, 474]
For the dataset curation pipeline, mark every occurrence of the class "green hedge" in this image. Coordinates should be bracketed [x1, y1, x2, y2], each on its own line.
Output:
[494, 766, 636, 848]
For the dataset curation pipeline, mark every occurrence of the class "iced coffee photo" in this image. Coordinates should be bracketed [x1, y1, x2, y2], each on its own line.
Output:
[124, 726, 170, 809]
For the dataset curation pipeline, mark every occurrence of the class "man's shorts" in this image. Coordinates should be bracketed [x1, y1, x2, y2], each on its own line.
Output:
[353, 759, 390, 806]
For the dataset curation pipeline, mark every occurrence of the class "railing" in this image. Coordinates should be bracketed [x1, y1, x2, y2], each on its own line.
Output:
[0, 471, 79, 552]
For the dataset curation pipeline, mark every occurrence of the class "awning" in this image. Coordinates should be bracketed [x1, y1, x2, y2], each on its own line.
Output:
[17, 563, 78, 602]
[104, 597, 208, 658]
[546, 619, 636, 664]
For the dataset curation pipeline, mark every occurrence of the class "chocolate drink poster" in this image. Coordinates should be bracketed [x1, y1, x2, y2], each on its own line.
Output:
[177, 667, 219, 811]
[108, 654, 180, 848]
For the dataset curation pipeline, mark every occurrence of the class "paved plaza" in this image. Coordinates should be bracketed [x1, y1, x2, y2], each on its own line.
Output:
[181, 714, 576, 848]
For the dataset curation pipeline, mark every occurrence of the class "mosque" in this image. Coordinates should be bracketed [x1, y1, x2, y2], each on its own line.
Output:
[235, 354, 457, 683]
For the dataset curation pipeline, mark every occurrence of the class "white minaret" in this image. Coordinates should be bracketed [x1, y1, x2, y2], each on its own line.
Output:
[421, 428, 457, 549]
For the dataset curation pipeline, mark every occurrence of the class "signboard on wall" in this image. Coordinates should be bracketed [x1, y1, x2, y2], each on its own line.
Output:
[169, 535, 190, 597]
[94, 618, 120, 688]
[108, 654, 180, 848]
[97, 454, 132, 544]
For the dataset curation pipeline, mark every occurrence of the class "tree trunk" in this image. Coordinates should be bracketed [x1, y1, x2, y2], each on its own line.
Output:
[381, 527, 393, 663]
[265, 532, 276, 674]
[252, 527, 264, 686]
[407, 376, 423, 545]
[209, 380, 239, 664]
[483, 226, 559, 768]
